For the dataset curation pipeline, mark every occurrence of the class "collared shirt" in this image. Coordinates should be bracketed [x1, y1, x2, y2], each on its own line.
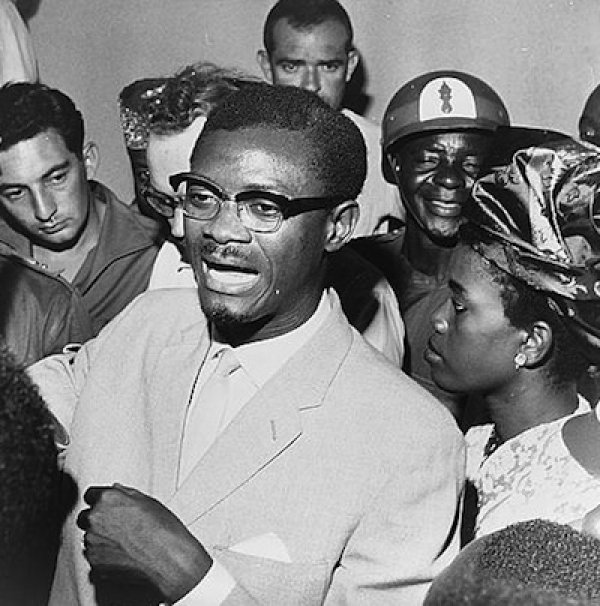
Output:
[176, 290, 332, 606]
[149, 241, 405, 366]
[179, 289, 332, 479]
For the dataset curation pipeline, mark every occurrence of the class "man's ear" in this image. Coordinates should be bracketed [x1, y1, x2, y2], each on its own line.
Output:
[345, 49, 359, 83]
[82, 142, 99, 180]
[257, 50, 274, 83]
[325, 200, 359, 252]
[518, 321, 553, 368]
[386, 153, 401, 186]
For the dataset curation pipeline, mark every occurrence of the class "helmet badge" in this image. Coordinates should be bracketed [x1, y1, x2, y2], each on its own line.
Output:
[439, 81, 452, 114]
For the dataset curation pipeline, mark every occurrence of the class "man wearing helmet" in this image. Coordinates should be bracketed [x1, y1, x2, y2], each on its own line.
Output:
[382, 70, 509, 416]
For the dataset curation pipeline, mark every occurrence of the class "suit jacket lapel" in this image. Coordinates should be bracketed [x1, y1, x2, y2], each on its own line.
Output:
[168, 292, 355, 525]
[149, 319, 211, 503]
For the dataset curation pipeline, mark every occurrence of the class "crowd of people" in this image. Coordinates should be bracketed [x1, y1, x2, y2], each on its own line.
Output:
[2, 0, 600, 604]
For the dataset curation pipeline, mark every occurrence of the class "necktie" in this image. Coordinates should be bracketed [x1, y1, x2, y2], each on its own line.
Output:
[179, 348, 241, 485]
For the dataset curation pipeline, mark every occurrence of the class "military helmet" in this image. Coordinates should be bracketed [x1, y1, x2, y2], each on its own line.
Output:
[382, 70, 509, 151]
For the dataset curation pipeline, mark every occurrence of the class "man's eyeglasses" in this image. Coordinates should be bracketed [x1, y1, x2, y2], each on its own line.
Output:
[139, 177, 185, 218]
[147, 172, 345, 234]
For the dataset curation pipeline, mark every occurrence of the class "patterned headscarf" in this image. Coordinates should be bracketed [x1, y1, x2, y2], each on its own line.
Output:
[465, 137, 600, 360]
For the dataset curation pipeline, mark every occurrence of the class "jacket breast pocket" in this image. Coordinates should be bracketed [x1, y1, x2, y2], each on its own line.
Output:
[214, 546, 332, 605]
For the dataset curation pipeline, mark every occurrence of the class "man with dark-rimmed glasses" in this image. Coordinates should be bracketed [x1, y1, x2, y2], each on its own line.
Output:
[142, 63, 406, 364]
[30, 82, 464, 605]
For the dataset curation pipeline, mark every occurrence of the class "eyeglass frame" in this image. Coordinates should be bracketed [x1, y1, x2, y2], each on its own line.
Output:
[159, 171, 348, 233]
[138, 176, 185, 218]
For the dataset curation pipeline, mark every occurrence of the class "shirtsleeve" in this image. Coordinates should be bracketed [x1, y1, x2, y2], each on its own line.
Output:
[174, 560, 236, 606]
[0, 0, 38, 84]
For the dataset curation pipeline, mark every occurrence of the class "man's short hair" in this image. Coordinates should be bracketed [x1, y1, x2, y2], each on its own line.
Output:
[425, 519, 600, 605]
[263, 0, 354, 54]
[198, 82, 366, 201]
[148, 63, 255, 136]
[0, 82, 85, 158]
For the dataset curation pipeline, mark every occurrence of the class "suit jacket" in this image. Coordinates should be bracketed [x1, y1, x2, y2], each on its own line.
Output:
[29, 289, 465, 605]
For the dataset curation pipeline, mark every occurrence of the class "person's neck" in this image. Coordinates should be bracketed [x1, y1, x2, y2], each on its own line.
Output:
[403, 218, 456, 279]
[32, 193, 103, 282]
[485, 375, 579, 443]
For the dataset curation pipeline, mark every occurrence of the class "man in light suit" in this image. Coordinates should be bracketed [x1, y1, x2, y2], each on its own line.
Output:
[30, 82, 464, 605]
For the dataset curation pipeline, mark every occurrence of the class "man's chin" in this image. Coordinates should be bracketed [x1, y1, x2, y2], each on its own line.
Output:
[202, 302, 272, 345]
[421, 215, 463, 242]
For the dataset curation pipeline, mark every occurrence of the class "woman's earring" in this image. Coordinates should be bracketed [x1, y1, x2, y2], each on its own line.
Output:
[514, 352, 527, 370]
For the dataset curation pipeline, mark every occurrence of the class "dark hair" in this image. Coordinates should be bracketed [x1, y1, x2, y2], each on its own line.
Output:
[148, 63, 256, 135]
[0, 346, 59, 601]
[196, 82, 366, 201]
[0, 82, 84, 158]
[425, 519, 600, 605]
[263, 0, 354, 54]
[460, 224, 588, 387]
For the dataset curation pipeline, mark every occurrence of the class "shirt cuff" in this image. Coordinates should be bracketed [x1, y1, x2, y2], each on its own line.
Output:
[174, 559, 236, 606]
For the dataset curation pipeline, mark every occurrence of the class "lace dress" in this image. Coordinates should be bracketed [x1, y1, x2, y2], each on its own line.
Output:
[466, 399, 600, 538]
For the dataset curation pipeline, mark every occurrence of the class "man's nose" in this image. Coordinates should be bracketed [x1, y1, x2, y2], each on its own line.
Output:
[32, 189, 57, 222]
[432, 162, 467, 190]
[301, 67, 321, 94]
[203, 199, 251, 243]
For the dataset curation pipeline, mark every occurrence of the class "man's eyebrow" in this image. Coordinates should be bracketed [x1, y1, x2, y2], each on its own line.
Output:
[0, 160, 71, 188]
[41, 160, 70, 180]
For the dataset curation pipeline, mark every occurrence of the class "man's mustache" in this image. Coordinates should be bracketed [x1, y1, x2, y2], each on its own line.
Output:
[194, 240, 250, 261]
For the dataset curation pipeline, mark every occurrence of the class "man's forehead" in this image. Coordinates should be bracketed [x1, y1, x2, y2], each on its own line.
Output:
[0, 130, 74, 179]
[270, 18, 350, 56]
[401, 130, 492, 153]
[191, 128, 316, 190]
[147, 117, 206, 189]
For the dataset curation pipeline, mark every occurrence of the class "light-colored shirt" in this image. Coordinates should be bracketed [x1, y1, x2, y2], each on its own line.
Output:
[177, 290, 332, 605]
[147, 240, 194, 290]
[342, 109, 405, 237]
[0, 0, 37, 84]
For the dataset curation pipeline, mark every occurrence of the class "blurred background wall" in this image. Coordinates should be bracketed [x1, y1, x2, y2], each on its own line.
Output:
[26, 0, 600, 201]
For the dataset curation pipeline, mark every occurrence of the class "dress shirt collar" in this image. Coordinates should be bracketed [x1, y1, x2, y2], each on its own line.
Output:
[209, 289, 333, 388]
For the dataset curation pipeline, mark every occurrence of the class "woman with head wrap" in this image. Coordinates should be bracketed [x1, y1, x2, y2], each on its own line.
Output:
[425, 136, 600, 541]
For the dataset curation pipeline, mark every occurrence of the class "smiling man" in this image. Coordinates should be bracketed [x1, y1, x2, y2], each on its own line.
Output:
[382, 70, 509, 416]
[30, 82, 464, 605]
[0, 82, 160, 334]
[257, 0, 404, 237]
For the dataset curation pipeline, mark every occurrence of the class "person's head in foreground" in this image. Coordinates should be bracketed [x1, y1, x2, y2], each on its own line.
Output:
[257, 0, 358, 110]
[426, 137, 600, 406]
[382, 70, 509, 246]
[425, 519, 600, 605]
[0, 345, 59, 602]
[143, 62, 253, 240]
[169, 81, 366, 345]
[0, 82, 99, 251]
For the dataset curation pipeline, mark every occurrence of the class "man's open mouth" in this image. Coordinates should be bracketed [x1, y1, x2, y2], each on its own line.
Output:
[202, 260, 260, 292]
